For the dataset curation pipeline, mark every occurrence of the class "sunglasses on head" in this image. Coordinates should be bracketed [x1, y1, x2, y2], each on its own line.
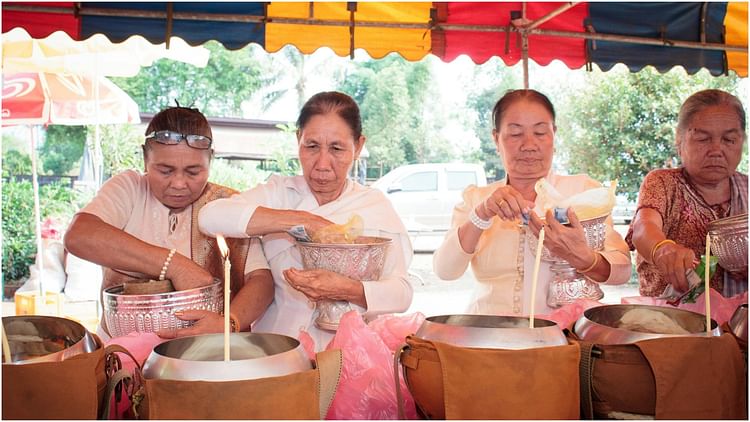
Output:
[145, 130, 212, 149]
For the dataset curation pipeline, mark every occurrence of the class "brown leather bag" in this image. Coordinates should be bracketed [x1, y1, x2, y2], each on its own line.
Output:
[573, 331, 747, 419]
[2, 336, 139, 420]
[398, 335, 581, 419]
[136, 348, 342, 420]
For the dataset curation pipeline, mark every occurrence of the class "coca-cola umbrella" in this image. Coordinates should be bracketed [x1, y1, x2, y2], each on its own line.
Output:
[2, 72, 140, 296]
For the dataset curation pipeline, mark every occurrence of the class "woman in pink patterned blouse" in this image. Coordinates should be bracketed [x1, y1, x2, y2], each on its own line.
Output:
[627, 89, 747, 297]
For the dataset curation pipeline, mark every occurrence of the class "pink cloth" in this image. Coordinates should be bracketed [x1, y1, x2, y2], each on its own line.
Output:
[621, 289, 748, 326]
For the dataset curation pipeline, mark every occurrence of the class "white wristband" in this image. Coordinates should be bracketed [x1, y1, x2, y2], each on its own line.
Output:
[469, 208, 492, 230]
[159, 248, 177, 281]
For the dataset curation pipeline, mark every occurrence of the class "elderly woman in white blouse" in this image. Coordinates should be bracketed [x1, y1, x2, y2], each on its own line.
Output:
[199, 91, 413, 350]
[433, 89, 631, 316]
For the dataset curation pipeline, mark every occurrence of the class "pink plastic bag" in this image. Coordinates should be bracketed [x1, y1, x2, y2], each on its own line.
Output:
[325, 311, 424, 420]
[622, 289, 747, 325]
[541, 298, 604, 329]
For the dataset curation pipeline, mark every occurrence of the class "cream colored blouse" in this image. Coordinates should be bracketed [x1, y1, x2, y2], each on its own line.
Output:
[433, 173, 631, 316]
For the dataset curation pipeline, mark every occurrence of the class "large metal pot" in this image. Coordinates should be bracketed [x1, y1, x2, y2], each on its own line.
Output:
[414, 314, 567, 350]
[142, 332, 313, 381]
[296, 236, 391, 331]
[103, 281, 223, 337]
[574, 304, 721, 345]
[2, 315, 98, 364]
[729, 303, 748, 343]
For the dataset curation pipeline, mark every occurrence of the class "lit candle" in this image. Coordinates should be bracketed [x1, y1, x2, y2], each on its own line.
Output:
[704, 233, 711, 335]
[529, 227, 545, 328]
[216, 234, 231, 361]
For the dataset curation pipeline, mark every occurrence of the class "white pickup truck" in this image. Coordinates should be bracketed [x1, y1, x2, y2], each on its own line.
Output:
[372, 163, 487, 250]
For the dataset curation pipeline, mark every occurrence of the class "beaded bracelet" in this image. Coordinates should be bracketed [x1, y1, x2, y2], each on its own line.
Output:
[579, 252, 600, 273]
[469, 208, 492, 230]
[159, 248, 177, 281]
[650, 239, 675, 264]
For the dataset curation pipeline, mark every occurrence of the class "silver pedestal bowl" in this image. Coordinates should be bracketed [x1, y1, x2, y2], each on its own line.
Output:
[527, 213, 609, 308]
[296, 236, 391, 331]
[708, 213, 748, 273]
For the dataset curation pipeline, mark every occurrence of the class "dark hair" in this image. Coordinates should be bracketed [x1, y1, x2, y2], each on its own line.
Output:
[492, 89, 556, 130]
[676, 89, 747, 147]
[143, 107, 213, 155]
[296, 91, 363, 144]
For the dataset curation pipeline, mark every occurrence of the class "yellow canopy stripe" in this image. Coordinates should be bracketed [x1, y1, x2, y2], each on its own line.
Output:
[725, 2, 748, 77]
[266, 2, 432, 60]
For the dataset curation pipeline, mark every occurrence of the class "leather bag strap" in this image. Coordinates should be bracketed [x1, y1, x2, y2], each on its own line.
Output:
[101, 369, 133, 420]
[394, 343, 410, 420]
[316, 348, 343, 420]
[100, 344, 143, 419]
[578, 340, 596, 420]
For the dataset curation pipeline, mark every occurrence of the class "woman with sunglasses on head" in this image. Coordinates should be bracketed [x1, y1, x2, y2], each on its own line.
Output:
[64, 106, 274, 340]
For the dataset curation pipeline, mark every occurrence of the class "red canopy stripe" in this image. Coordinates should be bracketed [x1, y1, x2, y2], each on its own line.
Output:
[2, 2, 79, 39]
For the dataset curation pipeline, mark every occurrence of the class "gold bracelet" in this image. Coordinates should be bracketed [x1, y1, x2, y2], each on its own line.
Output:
[650, 239, 676, 264]
[230, 314, 240, 332]
[579, 252, 600, 273]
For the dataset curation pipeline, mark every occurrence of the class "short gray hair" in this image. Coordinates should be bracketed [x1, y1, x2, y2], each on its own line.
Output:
[675, 89, 746, 149]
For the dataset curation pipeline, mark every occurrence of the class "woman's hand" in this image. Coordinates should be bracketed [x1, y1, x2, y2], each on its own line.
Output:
[156, 309, 224, 339]
[293, 210, 336, 235]
[528, 208, 596, 269]
[283, 267, 365, 307]
[478, 185, 535, 222]
[652, 241, 697, 293]
[166, 254, 215, 291]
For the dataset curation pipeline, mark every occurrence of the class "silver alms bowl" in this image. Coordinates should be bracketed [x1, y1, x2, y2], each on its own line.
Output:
[142, 332, 313, 381]
[708, 213, 748, 273]
[414, 314, 568, 350]
[296, 236, 391, 331]
[103, 281, 223, 338]
[2, 315, 98, 364]
[574, 304, 720, 345]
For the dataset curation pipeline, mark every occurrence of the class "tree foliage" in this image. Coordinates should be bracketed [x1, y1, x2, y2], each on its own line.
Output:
[465, 60, 521, 180]
[40, 125, 86, 175]
[2, 150, 31, 177]
[556, 67, 742, 200]
[94, 123, 145, 178]
[112, 42, 265, 117]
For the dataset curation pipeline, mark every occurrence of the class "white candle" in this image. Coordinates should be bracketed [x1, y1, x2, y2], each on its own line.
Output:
[705, 233, 711, 335]
[216, 234, 231, 361]
[529, 227, 545, 328]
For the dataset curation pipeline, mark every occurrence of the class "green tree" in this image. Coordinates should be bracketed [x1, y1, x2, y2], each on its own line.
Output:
[556, 67, 743, 200]
[465, 60, 521, 180]
[40, 125, 86, 175]
[94, 123, 145, 178]
[112, 42, 266, 117]
[2, 150, 32, 177]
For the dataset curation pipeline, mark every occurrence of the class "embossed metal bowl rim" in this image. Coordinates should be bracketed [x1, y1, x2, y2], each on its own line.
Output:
[415, 314, 568, 350]
[574, 304, 721, 345]
[296, 236, 393, 249]
[708, 213, 748, 231]
[142, 332, 313, 381]
[538, 211, 610, 225]
[103, 281, 222, 308]
[2, 315, 99, 364]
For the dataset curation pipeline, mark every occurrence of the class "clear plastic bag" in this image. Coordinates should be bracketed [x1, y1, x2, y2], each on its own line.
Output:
[535, 178, 617, 221]
[311, 215, 364, 244]
[325, 311, 424, 420]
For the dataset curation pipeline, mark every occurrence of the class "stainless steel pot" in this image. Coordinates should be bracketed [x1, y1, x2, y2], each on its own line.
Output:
[574, 304, 721, 345]
[142, 332, 313, 381]
[728, 304, 748, 343]
[414, 314, 568, 350]
[2, 315, 98, 364]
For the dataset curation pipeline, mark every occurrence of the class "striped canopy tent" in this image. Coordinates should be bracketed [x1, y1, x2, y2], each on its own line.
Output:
[2, 2, 747, 86]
